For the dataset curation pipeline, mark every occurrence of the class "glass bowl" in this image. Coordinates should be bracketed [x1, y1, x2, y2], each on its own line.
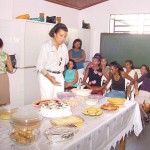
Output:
[45, 126, 77, 143]
[57, 92, 76, 99]
[9, 109, 42, 145]
[0, 107, 17, 120]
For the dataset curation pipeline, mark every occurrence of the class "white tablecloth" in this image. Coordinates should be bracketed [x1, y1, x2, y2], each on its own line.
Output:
[0, 98, 143, 150]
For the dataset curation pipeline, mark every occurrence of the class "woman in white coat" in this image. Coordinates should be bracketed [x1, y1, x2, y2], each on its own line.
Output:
[36, 23, 69, 99]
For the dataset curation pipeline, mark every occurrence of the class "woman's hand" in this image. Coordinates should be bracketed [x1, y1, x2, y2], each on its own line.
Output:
[65, 82, 73, 88]
[48, 76, 61, 85]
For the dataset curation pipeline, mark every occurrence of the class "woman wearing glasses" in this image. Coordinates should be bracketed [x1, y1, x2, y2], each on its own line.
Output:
[36, 23, 69, 99]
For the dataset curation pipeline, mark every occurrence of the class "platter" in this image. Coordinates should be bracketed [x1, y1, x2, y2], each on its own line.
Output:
[82, 107, 103, 116]
[101, 103, 119, 110]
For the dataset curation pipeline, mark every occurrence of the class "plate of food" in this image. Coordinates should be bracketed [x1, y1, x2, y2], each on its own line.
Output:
[50, 116, 84, 127]
[107, 98, 125, 105]
[101, 103, 119, 110]
[33, 99, 60, 108]
[62, 97, 81, 107]
[82, 106, 103, 116]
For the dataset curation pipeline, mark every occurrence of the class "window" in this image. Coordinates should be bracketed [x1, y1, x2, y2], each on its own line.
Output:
[110, 14, 150, 34]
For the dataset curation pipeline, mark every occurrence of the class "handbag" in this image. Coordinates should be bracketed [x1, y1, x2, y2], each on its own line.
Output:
[9, 54, 16, 68]
[46, 16, 56, 23]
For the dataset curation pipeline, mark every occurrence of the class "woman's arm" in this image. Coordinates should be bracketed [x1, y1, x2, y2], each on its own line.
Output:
[102, 69, 109, 79]
[82, 68, 92, 89]
[36, 45, 60, 85]
[68, 49, 78, 62]
[74, 50, 86, 62]
[69, 50, 86, 62]
[134, 81, 139, 96]
[134, 71, 138, 81]
[122, 71, 135, 97]
[133, 71, 138, 89]
[6, 55, 13, 73]
[123, 71, 135, 86]
[85, 62, 92, 72]
[68, 49, 72, 59]
[100, 73, 111, 90]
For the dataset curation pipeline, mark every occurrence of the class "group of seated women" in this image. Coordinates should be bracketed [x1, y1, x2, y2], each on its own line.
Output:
[63, 54, 150, 122]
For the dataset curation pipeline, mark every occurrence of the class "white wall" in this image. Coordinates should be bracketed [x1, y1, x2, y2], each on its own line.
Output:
[12, 0, 79, 28]
[0, 0, 79, 28]
[79, 0, 150, 56]
[0, 0, 13, 19]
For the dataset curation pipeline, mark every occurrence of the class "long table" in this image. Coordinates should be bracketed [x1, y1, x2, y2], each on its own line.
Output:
[0, 97, 143, 150]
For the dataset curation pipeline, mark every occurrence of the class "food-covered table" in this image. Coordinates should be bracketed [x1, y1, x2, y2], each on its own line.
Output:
[0, 97, 143, 150]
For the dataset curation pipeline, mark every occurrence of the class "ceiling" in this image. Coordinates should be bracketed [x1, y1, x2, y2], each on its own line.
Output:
[45, 0, 108, 10]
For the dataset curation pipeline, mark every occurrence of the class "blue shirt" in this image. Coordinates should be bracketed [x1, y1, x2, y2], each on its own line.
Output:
[71, 49, 84, 69]
[64, 69, 78, 87]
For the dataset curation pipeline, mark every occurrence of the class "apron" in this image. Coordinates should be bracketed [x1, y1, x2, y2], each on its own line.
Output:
[38, 72, 64, 100]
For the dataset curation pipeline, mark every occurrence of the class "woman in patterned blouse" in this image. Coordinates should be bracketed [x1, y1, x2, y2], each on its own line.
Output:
[0, 38, 13, 105]
[82, 55, 103, 90]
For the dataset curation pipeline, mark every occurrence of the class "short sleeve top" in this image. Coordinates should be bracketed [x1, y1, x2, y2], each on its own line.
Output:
[0, 50, 7, 74]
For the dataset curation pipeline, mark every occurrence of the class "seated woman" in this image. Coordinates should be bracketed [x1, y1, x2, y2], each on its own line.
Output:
[124, 60, 138, 99]
[124, 60, 138, 81]
[100, 57, 109, 81]
[102, 61, 134, 98]
[64, 59, 78, 91]
[138, 64, 149, 90]
[135, 72, 150, 121]
[85, 54, 109, 80]
[140, 64, 149, 76]
[82, 55, 103, 91]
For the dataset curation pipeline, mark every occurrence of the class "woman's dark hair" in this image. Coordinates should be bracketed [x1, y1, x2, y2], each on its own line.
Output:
[92, 56, 101, 62]
[125, 60, 134, 69]
[110, 61, 124, 74]
[49, 23, 68, 37]
[66, 59, 77, 69]
[93, 53, 102, 60]
[0, 38, 3, 48]
[141, 64, 149, 72]
[72, 39, 82, 49]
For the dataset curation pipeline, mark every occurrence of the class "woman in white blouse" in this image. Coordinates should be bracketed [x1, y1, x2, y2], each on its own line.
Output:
[124, 60, 138, 99]
[36, 23, 69, 99]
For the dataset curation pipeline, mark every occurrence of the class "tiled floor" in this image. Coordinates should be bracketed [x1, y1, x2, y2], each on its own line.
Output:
[125, 122, 150, 150]
[111, 122, 150, 150]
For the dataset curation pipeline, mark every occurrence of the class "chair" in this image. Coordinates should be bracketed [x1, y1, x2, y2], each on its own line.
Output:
[125, 79, 135, 101]
[101, 75, 112, 95]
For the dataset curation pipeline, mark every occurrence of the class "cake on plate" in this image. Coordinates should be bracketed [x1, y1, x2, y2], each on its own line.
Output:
[40, 100, 72, 118]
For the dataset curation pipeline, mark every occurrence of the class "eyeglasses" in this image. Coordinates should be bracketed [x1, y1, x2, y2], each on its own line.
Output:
[59, 57, 62, 66]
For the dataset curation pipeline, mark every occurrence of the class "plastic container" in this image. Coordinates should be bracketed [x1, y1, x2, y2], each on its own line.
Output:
[9, 110, 42, 145]
[57, 92, 76, 99]
[88, 94, 104, 100]
[0, 106, 17, 120]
